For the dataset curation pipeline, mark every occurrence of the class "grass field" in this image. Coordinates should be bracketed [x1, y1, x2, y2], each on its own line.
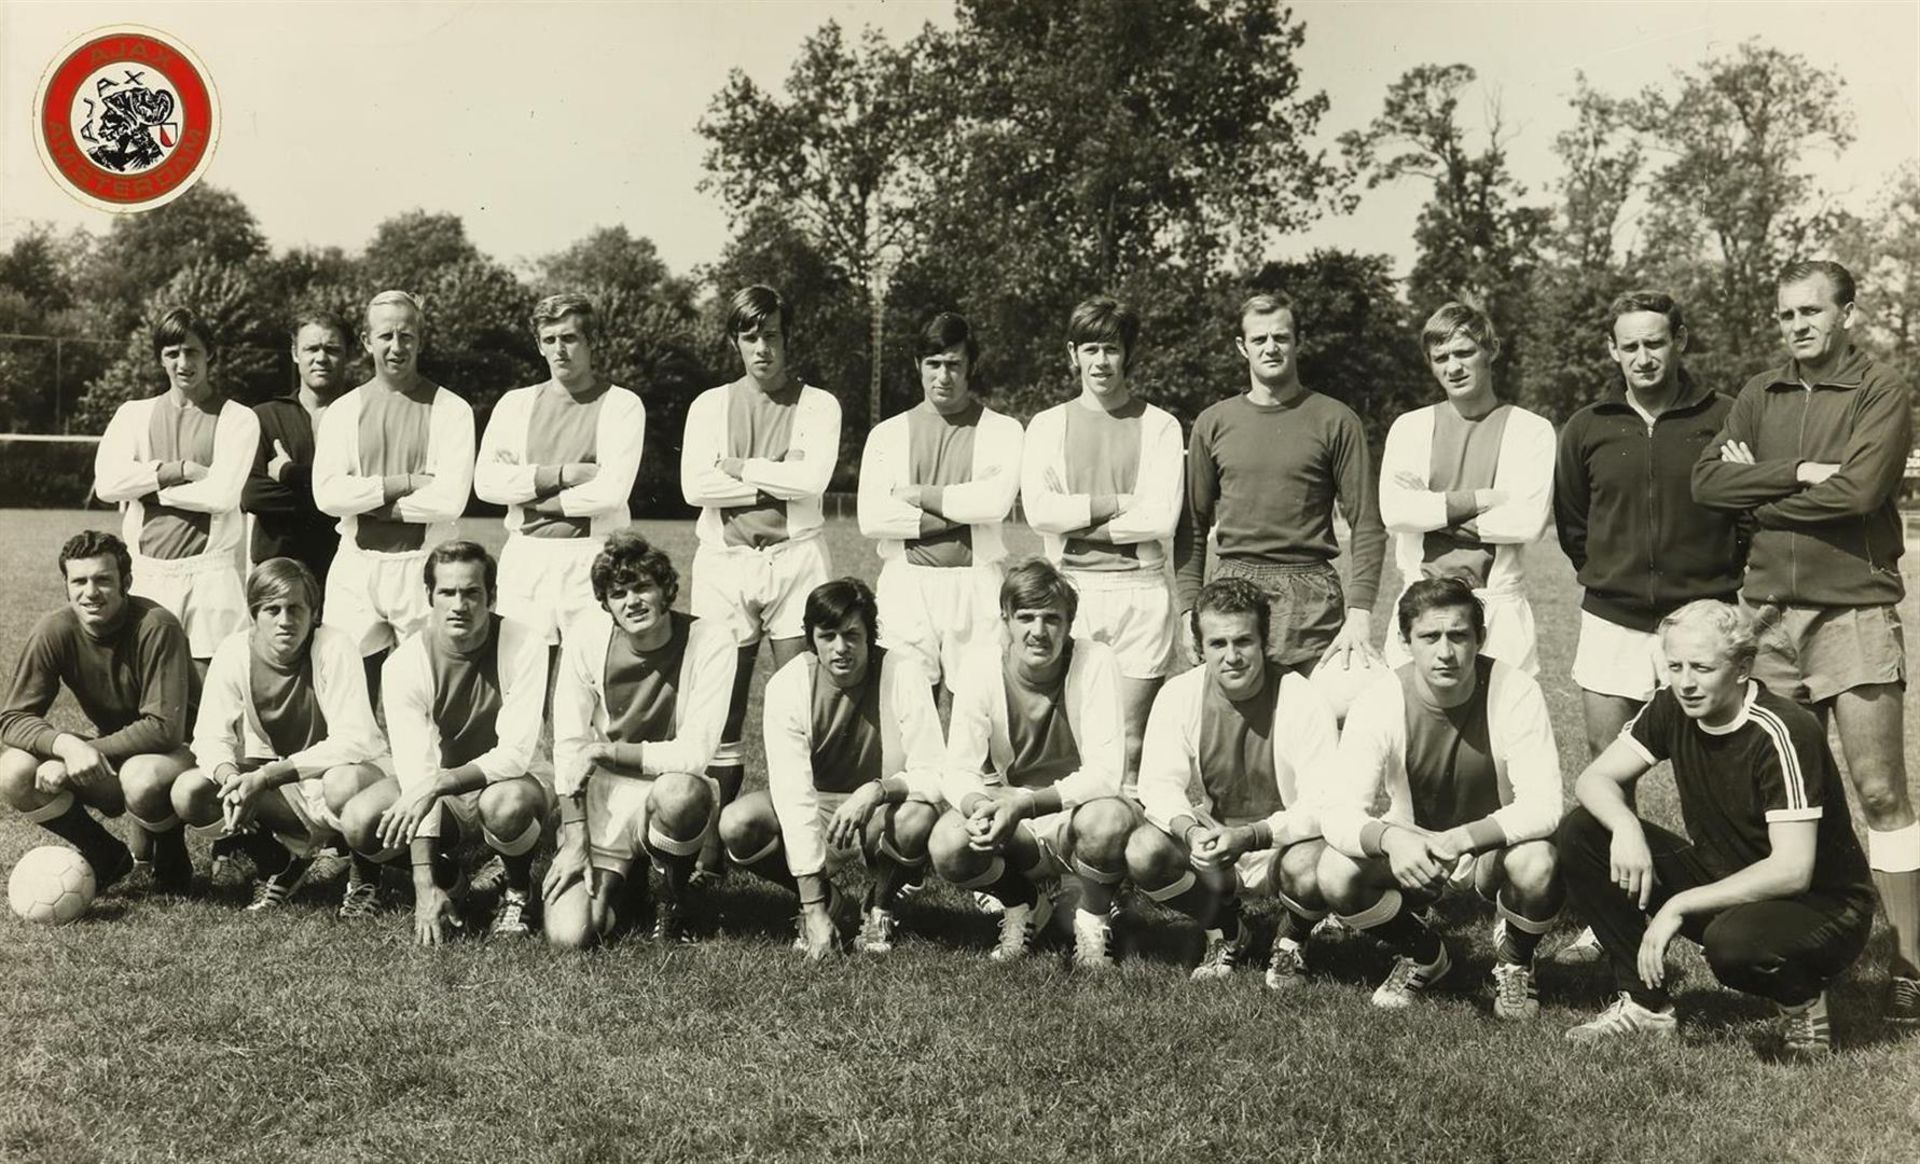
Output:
[1, 507, 1918, 1163]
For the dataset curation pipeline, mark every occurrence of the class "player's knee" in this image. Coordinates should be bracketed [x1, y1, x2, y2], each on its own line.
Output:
[544, 895, 598, 952]
[0, 748, 41, 808]
[337, 796, 382, 853]
[478, 781, 540, 835]
[1554, 806, 1609, 861]
[1851, 769, 1910, 825]
[1069, 798, 1135, 866]
[170, 769, 220, 826]
[648, 773, 714, 840]
[888, 799, 938, 850]
[717, 797, 773, 856]
[1502, 841, 1559, 901]
[120, 759, 176, 819]
[1278, 840, 1326, 905]
[1123, 825, 1184, 889]
[1701, 915, 1777, 988]
[321, 765, 373, 813]
[1315, 847, 1368, 911]
[928, 810, 978, 876]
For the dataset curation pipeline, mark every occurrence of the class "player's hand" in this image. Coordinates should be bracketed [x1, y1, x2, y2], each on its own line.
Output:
[562, 462, 599, 486]
[1426, 826, 1475, 865]
[218, 768, 269, 833]
[1610, 823, 1657, 910]
[1637, 904, 1683, 988]
[1042, 465, 1068, 495]
[717, 456, 746, 478]
[414, 884, 461, 947]
[1382, 828, 1447, 893]
[826, 785, 883, 850]
[542, 839, 590, 908]
[1796, 461, 1840, 485]
[267, 440, 293, 483]
[798, 900, 837, 960]
[181, 461, 209, 483]
[1719, 440, 1756, 465]
[1472, 488, 1508, 513]
[1192, 825, 1253, 866]
[1392, 470, 1427, 492]
[967, 790, 1029, 850]
[50, 736, 112, 790]
[582, 742, 616, 771]
[1321, 609, 1381, 671]
[378, 785, 440, 851]
[890, 482, 923, 507]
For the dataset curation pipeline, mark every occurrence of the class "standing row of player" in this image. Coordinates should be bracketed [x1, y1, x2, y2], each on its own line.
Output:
[1, 258, 1911, 1053]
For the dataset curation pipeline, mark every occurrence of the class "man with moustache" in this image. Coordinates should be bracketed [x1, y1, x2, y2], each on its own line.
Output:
[475, 293, 647, 648]
[243, 310, 355, 583]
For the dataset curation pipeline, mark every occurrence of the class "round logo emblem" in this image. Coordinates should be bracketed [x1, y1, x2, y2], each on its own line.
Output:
[33, 25, 220, 213]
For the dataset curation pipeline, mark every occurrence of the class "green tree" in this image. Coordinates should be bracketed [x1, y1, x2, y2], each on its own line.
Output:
[1835, 161, 1920, 361]
[80, 185, 268, 335]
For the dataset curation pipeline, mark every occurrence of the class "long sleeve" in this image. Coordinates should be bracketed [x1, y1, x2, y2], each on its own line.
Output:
[283, 626, 386, 777]
[381, 643, 440, 795]
[393, 392, 475, 525]
[1473, 410, 1554, 544]
[764, 658, 831, 878]
[738, 389, 840, 501]
[1174, 415, 1220, 609]
[1481, 668, 1563, 847]
[1019, 408, 1093, 535]
[1135, 675, 1199, 833]
[550, 626, 602, 798]
[557, 388, 646, 518]
[680, 388, 758, 509]
[1377, 410, 1450, 534]
[1552, 413, 1592, 572]
[469, 621, 549, 787]
[1260, 673, 1337, 848]
[938, 412, 1025, 525]
[1318, 676, 1400, 858]
[640, 621, 737, 778]
[1105, 408, 1185, 546]
[1691, 386, 1800, 511]
[312, 392, 387, 518]
[93, 400, 161, 503]
[92, 614, 192, 760]
[1054, 642, 1125, 807]
[155, 402, 257, 514]
[188, 633, 251, 773]
[857, 419, 922, 540]
[1329, 410, 1387, 610]
[471, 390, 539, 505]
[0, 618, 70, 755]
[940, 650, 1000, 808]
[1755, 376, 1912, 525]
[885, 654, 948, 802]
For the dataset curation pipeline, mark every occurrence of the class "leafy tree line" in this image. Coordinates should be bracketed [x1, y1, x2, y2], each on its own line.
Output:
[1, 3, 1909, 512]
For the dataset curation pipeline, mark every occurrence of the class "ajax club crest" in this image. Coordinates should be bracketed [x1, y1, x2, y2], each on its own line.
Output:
[33, 26, 220, 212]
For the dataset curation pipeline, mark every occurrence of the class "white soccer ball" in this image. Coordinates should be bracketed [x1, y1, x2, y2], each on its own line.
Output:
[8, 845, 97, 925]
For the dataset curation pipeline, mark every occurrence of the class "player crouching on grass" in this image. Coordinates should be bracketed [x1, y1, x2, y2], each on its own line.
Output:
[170, 558, 389, 909]
[1127, 578, 1340, 987]
[543, 532, 736, 949]
[1317, 578, 1565, 1018]
[718, 578, 946, 958]
[0, 530, 196, 894]
[928, 558, 1134, 970]
[1559, 600, 1875, 1057]
[336, 542, 555, 945]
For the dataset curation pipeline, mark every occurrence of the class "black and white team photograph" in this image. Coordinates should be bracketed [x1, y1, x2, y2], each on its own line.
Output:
[1, 1, 1917, 1160]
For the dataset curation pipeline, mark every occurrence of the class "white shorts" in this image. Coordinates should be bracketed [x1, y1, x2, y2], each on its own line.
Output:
[1066, 568, 1175, 680]
[804, 789, 866, 876]
[1383, 586, 1538, 676]
[1572, 611, 1666, 702]
[585, 770, 719, 874]
[324, 544, 432, 656]
[875, 559, 1003, 690]
[496, 533, 605, 644]
[131, 551, 246, 659]
[1018, 808, 1077, 878]
[691, 537, 832, 646]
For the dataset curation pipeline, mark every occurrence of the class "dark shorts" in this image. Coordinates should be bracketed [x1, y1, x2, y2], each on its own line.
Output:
[1749, 602, 1906, 704]
[1211, 559, 1345, 668]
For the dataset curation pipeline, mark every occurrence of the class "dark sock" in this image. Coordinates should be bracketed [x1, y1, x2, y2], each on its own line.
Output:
[868, 858, 925, 911]
[502, 851, 534, 894]
[985, 863, 1038, 909]
[1275, 907, 1314, 946]
[350, 852, 382, 883]
[1629, 984, 1673, 1012]
[1212, 896, 1243, 941]
[1501, 918, 1546, 964]
[242, 831, 292, 877]
[40, 800, 129, 877]
[1368, 899, 1443, 964]
[739, 855, 797, 894]
[151, 828, 191, 884]
[431, 845, 459, 891]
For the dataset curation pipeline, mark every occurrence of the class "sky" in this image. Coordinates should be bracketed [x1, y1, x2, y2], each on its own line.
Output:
[1, 1, 1914, 282]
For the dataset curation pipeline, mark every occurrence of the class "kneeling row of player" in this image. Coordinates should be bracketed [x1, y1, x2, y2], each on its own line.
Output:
[0, 530, 1872, 1056]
